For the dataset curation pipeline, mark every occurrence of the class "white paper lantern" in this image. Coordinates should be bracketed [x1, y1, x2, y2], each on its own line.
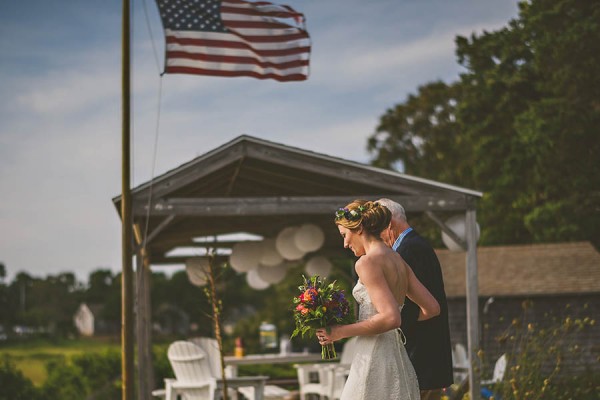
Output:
[246, 269, 270, 290]
[229, 241, 263, 272]
[259, 238, 284, 267]
[294, 223, 325, 253]
[305, 256, 333, 277]
[275, 226, 306, 260]
[257, 263, 288, 284]
[441, 215, 481, 252]
[185, 257, 210, 287]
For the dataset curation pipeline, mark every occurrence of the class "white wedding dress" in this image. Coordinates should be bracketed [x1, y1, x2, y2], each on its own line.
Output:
[340, 280, 420, 400]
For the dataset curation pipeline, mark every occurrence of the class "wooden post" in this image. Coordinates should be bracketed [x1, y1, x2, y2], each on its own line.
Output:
[465, 208, 480, 400]
[121, 0, 134, 398]
[136, 248, 154, 400]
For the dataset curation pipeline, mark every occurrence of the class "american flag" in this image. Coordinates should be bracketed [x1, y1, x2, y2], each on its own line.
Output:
[155, 0, 311, 82]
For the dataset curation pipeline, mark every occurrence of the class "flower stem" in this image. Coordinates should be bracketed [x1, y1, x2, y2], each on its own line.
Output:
[321, 343, 337, 360]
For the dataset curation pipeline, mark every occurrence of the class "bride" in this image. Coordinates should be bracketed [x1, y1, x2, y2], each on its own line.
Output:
[317, 200, 440, 400]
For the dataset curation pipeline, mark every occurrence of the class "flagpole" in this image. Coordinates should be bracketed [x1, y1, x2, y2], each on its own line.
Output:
[121, 0, 135, 399]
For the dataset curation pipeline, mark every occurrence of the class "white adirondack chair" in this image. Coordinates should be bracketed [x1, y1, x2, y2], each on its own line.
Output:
[295, 337, 357, 400]
[452, 343, 469, 384]
[189, 337, 291, 400]
[189, 337, 227, 379]
[295, 360, 332, 400]
[481, 353, 507, 386]
[162, 340, 269, 400]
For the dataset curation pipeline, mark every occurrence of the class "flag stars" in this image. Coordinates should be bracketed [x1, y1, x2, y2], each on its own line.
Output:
[158, 0, 226, 31]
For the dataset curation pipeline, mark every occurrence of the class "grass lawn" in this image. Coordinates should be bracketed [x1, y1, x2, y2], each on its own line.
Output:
[0, 336, 121, 386]
[1, 337, 303, 390]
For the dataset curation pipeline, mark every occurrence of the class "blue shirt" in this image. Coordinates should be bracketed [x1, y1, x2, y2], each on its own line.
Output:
[392, 227, 413, 251]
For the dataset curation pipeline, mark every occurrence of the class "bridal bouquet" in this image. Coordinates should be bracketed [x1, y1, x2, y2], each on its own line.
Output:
[291, 275, 353, 359]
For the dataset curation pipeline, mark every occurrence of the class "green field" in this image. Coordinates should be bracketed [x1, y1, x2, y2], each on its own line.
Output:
[0, 337, 298, 388]
[0, 337, 121, 386]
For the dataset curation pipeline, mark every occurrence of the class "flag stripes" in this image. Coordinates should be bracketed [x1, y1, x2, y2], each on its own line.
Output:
[156, 0, 311, 81]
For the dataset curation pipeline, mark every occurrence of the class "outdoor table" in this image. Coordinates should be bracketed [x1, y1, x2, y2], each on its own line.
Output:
[224, 352, 323, 377]
[223, 352, 323, 400]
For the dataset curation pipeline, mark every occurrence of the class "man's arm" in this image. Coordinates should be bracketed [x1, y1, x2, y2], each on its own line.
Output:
[399, 238, 436, 329]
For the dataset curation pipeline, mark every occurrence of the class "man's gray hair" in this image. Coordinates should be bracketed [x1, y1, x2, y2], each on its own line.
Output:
[377, 198, 407, 222]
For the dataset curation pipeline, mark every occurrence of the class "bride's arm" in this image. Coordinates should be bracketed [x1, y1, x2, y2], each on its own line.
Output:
[405, 265, 440, 321]
[320, 254, 401, 342]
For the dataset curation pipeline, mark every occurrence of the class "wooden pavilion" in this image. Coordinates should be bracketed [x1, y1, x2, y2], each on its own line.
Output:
[112, 135, 483, 399]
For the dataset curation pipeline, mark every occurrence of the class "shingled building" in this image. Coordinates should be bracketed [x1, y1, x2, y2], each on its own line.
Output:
[438, 241, 600, 375]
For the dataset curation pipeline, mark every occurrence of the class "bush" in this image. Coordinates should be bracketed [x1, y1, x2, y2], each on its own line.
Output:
[72, 350, 121, 399]
[153, 344, 173, 390]
[0, 358, 41, 400]
[41, 358, 87, 400]
[490, 301, 596, 400]
[39, 351, 122, 400]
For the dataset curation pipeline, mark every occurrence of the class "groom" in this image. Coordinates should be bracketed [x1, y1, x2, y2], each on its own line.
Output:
[378, 198, 454, 400]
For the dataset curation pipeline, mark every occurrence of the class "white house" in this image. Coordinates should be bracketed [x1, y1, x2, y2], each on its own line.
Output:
[73, 303, 94, 336]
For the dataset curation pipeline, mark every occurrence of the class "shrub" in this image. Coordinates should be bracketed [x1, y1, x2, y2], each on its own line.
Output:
[0, 358, 41, 400]
[40, 358, 87, 400]
[72, 350, 121, 400]
[153, 344, 173, 390]
[490, 301, 596, 400]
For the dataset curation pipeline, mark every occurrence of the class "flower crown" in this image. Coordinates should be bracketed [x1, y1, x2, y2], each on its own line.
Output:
[335, 203, 378, 221]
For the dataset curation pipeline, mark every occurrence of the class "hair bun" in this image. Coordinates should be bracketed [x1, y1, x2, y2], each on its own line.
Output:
[334, 200, 391, 236]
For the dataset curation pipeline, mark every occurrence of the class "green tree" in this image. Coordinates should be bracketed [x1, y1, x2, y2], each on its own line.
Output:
[19, 273, 82, 337]
[368, 0, 600, 248]
[0, 263, 8, 329]
[84, 269, 121, 324]
[510, 0, 600, 244]
[368, 81, 470, 186]
[85, 269, 115, 303]
[8, 272, 35, 329]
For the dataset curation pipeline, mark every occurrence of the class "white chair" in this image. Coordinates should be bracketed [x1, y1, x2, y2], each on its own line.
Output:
[452, 343, 469, 384]
[166, 341, 217, 400]
[295, 337, 358, 400]
[190, 337, 291, 400]
[481, 353, 507, 386]
[189, 337, 227, 378]
[160, 340, 269, 400]
[295, 360, 332, 400]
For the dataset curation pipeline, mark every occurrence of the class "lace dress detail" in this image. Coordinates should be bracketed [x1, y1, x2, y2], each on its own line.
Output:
[340, 280, 420, 400]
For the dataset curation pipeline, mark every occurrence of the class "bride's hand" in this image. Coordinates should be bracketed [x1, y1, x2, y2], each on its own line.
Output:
[316, 326, 337, 344]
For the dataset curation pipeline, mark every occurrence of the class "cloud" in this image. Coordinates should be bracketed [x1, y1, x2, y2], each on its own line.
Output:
[0, 0, 521, 282]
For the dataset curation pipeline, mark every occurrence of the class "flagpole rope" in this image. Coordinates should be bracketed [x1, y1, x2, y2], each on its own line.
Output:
[142, 76, 164, 250]
[139, 0, 166, 248]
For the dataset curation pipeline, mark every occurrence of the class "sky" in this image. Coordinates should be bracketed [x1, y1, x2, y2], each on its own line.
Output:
[0, 0, 520, 283]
